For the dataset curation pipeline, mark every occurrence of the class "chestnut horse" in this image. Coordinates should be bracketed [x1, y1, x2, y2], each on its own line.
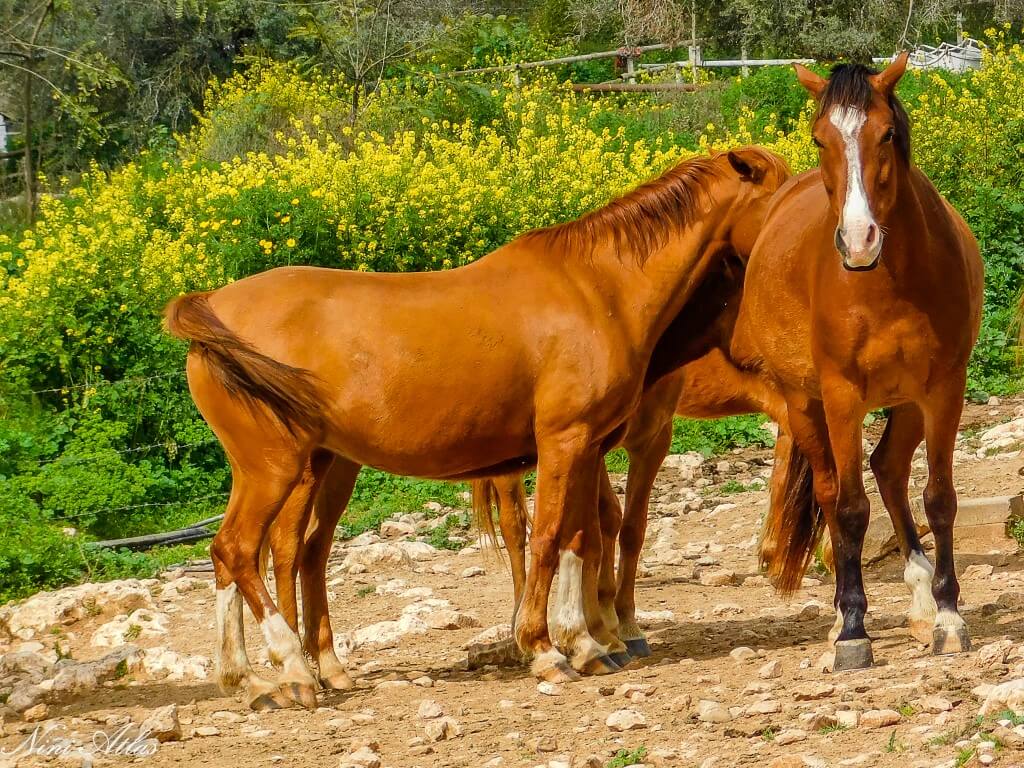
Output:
[738, 54, 983, 671]
[165, 147, 790, 708]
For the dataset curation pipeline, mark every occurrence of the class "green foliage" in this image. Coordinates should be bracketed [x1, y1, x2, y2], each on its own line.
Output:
[3, 28, 1024, 603]
[671, 415, 775, 457]
[606, 747, 647, 768]
[426, 513, 469, 551]
[954, 747, 976, 767]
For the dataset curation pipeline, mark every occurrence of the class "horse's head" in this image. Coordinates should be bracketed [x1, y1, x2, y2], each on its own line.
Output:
[717, 146, 792, 258]
[795, 53, 911, 271]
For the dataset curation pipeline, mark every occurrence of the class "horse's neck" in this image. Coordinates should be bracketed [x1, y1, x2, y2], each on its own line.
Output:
[586, 216, 725, 356]
[882, 167, 951, 274]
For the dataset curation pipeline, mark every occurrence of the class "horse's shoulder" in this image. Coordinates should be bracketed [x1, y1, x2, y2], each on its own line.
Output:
[761, 168, 826, 227]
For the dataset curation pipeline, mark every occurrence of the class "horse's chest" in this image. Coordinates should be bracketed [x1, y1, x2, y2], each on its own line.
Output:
[822, 315, 937, 400]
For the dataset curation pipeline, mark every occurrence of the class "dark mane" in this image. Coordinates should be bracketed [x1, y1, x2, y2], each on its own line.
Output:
[819, 63, 911, 161]
[519, 155, 723, 264]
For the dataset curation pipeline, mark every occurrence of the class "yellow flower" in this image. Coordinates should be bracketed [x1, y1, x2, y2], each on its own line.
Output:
[286, 238, 297, 247]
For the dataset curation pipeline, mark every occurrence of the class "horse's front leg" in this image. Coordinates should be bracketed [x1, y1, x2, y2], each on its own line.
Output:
[515, 430, 605, 682]
[820, 384, 874, 671]
[920, 379, 972, 655]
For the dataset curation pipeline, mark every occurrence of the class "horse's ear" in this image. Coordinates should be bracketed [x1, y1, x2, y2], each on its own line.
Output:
[871, 51, 910, 96]
[728, 148, 769, 184]
[794, 63, 827, 100]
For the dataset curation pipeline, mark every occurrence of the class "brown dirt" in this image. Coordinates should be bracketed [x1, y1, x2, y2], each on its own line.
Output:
[5, 399, 1024, 768]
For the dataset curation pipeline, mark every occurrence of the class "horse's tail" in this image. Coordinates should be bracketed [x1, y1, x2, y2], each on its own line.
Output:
[164, 291, 322, 436]
[758, 436, 823, 595]
[471, 475, 529, 554]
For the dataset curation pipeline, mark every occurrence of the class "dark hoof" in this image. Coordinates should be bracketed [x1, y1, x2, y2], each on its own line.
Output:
[580, 654, 621, 676]
[625, 638, 652, 658]
[932, 625, 972, 655]
[250, 692, 288, 711]
[608, 651, 633, 668]
[833, 638, 874, 672]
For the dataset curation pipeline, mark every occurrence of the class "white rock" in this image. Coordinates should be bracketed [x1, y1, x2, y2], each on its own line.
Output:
[137, 647, 211, 681]
[139, 704, 181, 742]
[758, 660, 783, 679]
[91, 608, 168, 647]
[747, 699, 782, 715]
[699, 569, 737, 587]
[979, 677, 1024, 715]
[340, 745, 382, 768]
[606, 708, 647, 731]
[463, 624, 512, 648]
[859, 709, 901, 728]
[0, 580, 154, 638]
[380, 520, 415, 538]
[729, 646, 757, 662]
[396, 541, 439, 561]
[635, 610, 675, 628]
[836, 710, 860, 728]
[774, 729, 807, 745]
[697, 700, 732, 723]
[417, 699, 443, 719]
[423, 716, 461, 741]
[461, 566, 485, 578]
[345, 615, 428, 650]
[537, 682, 562, 696]
[340, 543, 412, 571]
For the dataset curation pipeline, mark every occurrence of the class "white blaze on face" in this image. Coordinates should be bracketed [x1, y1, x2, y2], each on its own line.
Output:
[828, 106, 880, 265]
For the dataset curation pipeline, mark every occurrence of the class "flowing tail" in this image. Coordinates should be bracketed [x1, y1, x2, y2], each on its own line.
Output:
[164, 291, 322, 436]
[471, 475, 529, 554]
[758, 434, 824, 595]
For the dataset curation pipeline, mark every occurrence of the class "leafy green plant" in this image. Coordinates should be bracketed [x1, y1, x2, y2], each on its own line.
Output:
[606, 747, 647, 768]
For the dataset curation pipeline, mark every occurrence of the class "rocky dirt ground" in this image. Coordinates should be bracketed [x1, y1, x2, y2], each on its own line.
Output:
[5, 400, 1024, 768]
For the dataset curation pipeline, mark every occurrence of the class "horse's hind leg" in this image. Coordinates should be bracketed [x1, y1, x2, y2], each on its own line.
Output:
[920, 382, 971, 655]
[868, 403, 936, 645]
[299, 456, 361, 690]
[614, 419, 672, 660]
[269, 453, 333, 634]
[494, 475, 529, 623]
[212, 455, 323, 710]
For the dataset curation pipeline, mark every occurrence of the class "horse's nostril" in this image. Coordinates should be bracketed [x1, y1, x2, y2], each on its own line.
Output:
[866, 224, 878, 246]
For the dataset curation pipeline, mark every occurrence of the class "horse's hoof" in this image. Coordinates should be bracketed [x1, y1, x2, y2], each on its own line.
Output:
[909, 619, 935, 646]
[625, 638, 651, 658]
[281, 682, 318, 710]
[538, 660, 582, 684]
[608, 651, 633, 668]
[320, 671, 355, 691]
[580, 654, 621, 676]
[833, 639, 874, 672]
[249, 692, 288, 711]
[932, 625, 972, 655]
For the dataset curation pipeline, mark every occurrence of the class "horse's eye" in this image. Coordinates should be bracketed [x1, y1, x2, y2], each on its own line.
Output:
[812, 137, 824, 149]
[882, 127, 895, 144]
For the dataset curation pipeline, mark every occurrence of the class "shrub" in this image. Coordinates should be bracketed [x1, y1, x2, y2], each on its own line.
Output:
[2, 33, 1023, 598]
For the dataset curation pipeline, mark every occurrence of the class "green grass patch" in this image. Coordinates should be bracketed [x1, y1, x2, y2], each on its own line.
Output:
[606, 747, 647, 768]
[819, 723, 849, 735]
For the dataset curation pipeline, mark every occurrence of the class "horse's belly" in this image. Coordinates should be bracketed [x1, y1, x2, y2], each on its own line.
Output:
[319, 394, 537, 480]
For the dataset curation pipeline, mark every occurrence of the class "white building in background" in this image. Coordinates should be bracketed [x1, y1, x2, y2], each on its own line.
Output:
[0, 113, 8, 153]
